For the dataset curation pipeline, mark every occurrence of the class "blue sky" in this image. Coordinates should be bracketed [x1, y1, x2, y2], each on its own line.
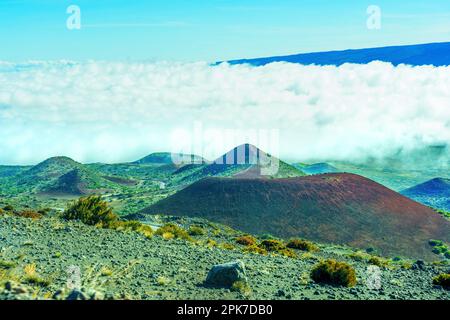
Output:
[1, 0, 450, 62]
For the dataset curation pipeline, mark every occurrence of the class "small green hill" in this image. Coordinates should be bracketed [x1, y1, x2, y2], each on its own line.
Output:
[172, 144, 305, 184]
[15, 157, 115, 195]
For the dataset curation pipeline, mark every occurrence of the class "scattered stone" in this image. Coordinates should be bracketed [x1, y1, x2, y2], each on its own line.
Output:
[205, 261, 247, 288]
[4, 281, 28, 294]
[66, 289, 88, 300]
[52, 289, 65, 300]
[276, 289, 285, 297]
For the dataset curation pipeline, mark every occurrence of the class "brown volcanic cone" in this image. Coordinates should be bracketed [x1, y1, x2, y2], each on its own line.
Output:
[141, 173, 450, 260]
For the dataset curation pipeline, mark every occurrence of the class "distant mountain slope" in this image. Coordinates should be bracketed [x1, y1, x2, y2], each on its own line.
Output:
[0, 166, 31, 178]
[330, 145, 450, 191]
[401, 178, 450, 212]
[226, 42, 450, 67]
[294, 163, 339, 175]
[15, 157, 115, 195]
[140, 173, 450, 260]
[172, 144, 304, 183]
[133, 152, 207, 165]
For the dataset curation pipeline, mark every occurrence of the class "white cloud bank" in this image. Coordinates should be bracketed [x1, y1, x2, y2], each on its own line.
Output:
[0, 60, 449, 165]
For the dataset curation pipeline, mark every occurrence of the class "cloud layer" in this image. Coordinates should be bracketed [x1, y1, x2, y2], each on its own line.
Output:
[0, 60, 449, 165]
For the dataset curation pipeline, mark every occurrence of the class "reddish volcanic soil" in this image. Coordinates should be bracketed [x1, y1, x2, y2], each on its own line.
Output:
[142, 173, 450, 260]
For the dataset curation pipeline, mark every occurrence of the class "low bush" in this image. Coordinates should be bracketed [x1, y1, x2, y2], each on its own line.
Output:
[3, 205, 14, 212]
[429, 239, 450, 257]
[219, 243, 235, 250]
[243, 244, 267, 255]
[0, 260, 16, 269]
[188, 225, 206, 236]
[311, 259, 357, 287]
[258, 239, 285, 252]
[432, 274, 450, 289]
[16, 210, 42, 219]
[260, 234, 278, 240]
[236, 235, 257, 246]
[23, 263, 50, 287]
[206, 239, 217, 248]
[286, 239, 319, 252]
[62, 196, 153, 238]
[347, 251, 370, 262]
[429, 239, 444, 247]
[258, 239, 296, 258]
[156, 276, 171, 286]
[118, 220, 154, 238]
[162, 232, 175, 240]
[155, 223, 192, 241]
[368, 256, 389, 268]
[63, 196, 118, 227]
[231, 281, 252, 297]
[436, 209, 450, 219]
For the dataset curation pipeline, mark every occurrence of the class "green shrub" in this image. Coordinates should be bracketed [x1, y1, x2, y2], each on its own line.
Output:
[188, 225, 206, 236]
[286, 239, 319, 252]
[206, 239, 217, 248]
[16, 210, 42, 219]
[236, 235, 257, 246]
[219, 243, 236, 251]
[156, 276, 171, 286]
[311, 259, 357, 287]
[260, 234, 278, 240]
[37, 208, 51, 215]
[432, 274, 450, 289]
[347, 251, 370, 262]
[432, 246, 447, 254]
[23, 263, 50, 287]
[436, 209, 450, 219]
[368, 256, 389, 268]
[62, 196, 118, 227]
[258, 239, 296, 258]
[0, 260, 16, 269]
[116, 220, 142, 231]
[243, 244, 267, 255]
[231, 281, 252, 297]
[258, 239, 285, 251]
[117, 220, 154, 238]
[155, 223, 192, 241]
[3, 205, 14, 212]
[429, 239, 444, 247]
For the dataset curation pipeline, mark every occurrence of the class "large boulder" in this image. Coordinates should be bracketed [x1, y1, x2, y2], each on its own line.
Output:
[205, 261, 247, 288]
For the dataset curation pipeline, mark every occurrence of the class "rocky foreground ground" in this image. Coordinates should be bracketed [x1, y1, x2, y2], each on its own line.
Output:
[0, 213, 449, 300]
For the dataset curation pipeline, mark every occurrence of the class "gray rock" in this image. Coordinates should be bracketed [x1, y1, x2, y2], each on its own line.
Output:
[276, 289, 285, 297]
[205, 261, 247, 288]
[52, 290, 64, 300]
[4, 281, 28, 295]
[66, 289, 88, 300]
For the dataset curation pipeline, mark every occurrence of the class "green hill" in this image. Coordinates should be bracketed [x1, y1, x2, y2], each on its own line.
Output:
[172, 144, 304, 184]
[15, 157, 115, 195]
